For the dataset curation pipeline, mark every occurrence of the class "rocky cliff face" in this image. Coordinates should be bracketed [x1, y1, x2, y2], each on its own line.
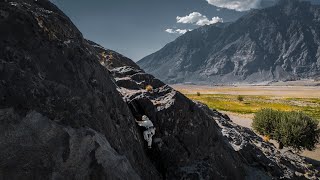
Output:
[0, 0, 319, 179]
[91, 42, 319, 179]
[0, 0, 158, 179]
[138, 0, 320, 85]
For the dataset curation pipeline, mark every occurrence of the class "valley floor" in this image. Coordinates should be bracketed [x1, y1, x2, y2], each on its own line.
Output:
[173, 84, 320, 98]
[173, 84, 320, 162]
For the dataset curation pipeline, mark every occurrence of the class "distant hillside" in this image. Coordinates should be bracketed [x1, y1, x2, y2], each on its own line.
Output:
[138, 0, 320, 85]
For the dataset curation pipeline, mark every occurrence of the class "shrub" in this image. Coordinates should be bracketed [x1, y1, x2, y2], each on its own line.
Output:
[263, 135, 270, 142]
[196, 92, 201, 96]
[273, 112, 320, 151]
[237, 95, 244, 102]
[253, 109, 320, 151]
[101, 51, 107, 59]
[145, 85, 153, 92]
[252, 108, 283, 138]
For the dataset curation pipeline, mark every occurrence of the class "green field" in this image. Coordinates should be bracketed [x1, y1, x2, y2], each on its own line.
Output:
[186, 94, 320, 120]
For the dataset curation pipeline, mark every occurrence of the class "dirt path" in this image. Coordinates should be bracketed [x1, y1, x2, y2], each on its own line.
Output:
[223, 111, 320, 162]
[220, 111, 253, 129]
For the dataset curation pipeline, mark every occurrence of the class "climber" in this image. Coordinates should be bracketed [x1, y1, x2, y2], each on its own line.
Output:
[136, 115, 156, 148]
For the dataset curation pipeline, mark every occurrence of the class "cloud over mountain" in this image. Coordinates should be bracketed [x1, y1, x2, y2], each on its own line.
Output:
[165, 28, 191, 34]
[206, 0, 261, 11]
[177, 12, 223, 26]
[206, 0, 277, 11]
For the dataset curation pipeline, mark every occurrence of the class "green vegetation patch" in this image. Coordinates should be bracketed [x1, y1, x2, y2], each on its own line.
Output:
[186, 94, 320, 120]
[253, 109, 320, 151]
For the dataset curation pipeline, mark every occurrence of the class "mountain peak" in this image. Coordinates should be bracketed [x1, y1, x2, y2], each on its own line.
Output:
[138, 0, 320, 85]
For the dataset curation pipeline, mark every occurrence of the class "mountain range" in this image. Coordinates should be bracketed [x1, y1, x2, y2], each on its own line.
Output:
[138, 0, 320, 85]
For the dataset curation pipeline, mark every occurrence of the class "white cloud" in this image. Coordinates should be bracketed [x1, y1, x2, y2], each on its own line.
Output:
[165, 29, 175, 33]
[165, 28, 191, 34]
[196, 16, 223, 26]
[176, 12, 223, 26]
[176, 12, 204, 24]
[206, 0, 262, 11]
[176, 29, 189, 34]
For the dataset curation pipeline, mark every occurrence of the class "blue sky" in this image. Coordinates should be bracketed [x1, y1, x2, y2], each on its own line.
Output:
[51, 0, 247, 61]
[51, 0, 319, 61]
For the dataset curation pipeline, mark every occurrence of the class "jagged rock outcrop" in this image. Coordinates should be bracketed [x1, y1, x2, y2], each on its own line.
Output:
[0, 0, 319, 179]
[138, 0, 320, 85]
[91, 42, 320, 179]
[0, 0, 159, 179]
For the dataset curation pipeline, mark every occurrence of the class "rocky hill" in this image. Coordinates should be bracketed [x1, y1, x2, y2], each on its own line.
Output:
[0, 0, 319, 179]
[138, 0, 320, 85]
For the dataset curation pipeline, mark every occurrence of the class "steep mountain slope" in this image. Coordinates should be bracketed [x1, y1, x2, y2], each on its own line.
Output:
[138, 0, 320, 84]
[0, 0, 319, 179]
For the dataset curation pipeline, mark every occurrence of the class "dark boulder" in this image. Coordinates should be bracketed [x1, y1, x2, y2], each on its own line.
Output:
[0, 0, 159, 179]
